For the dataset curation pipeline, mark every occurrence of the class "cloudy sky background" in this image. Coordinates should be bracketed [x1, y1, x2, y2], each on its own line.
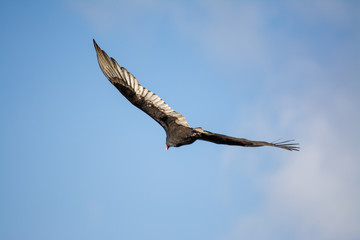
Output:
[0, 0, 359, 239]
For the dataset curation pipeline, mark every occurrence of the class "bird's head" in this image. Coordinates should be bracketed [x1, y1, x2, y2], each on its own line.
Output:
[166, 141, 176, 150]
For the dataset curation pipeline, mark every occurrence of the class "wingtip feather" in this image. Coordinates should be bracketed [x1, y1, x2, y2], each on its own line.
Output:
[92, 40, 191, 129]
[93, 39, 98, 48]
[270, 139, 300, 151]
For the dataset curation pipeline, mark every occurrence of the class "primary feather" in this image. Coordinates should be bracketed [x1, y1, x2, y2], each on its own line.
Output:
[94, 39, 190, 130]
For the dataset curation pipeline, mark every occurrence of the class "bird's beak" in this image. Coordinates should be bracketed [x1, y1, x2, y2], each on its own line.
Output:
[166, 144, 169, 151]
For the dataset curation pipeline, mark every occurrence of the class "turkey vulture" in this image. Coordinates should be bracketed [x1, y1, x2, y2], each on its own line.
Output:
[93, 39, 299, 151]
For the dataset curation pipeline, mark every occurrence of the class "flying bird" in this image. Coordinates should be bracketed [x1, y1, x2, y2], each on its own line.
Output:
[93, 39, 299, 151]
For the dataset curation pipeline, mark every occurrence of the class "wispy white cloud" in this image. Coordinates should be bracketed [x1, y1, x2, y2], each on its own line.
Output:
[67, 0, 268, 65]
[223, 92, 360, 240]
[67, 0, 164, 33]
[68, 1, 118, 32]
[213, 1, 360, 239]
[171, 1, 268, 64]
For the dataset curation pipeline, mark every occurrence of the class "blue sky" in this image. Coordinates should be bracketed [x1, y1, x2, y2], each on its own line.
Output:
[0, 0, 359, 239]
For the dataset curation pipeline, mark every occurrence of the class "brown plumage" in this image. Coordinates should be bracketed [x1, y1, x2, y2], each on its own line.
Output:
[93, 39, 299, 151]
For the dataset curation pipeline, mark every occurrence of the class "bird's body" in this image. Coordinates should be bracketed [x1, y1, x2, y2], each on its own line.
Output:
[93, 39, 299, 151]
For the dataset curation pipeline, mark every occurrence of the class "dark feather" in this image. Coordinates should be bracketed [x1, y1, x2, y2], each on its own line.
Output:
[197, 129, 299, 151]
[93, 39, 189, 131]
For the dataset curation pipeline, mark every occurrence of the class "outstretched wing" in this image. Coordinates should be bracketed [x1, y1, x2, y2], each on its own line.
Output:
[93, 39, 189, 130]
[196, 129, 299, 151]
